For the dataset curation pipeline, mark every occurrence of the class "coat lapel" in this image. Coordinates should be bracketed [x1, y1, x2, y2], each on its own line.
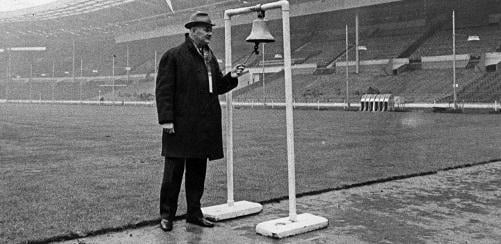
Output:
[184, 34, 205, 62]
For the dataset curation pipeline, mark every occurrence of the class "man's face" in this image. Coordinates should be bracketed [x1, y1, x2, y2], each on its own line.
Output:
[190, 25, 213, 46]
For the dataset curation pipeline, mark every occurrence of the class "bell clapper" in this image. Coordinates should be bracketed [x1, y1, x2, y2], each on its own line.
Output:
[253, 42, 260, 55]
[241, 43, 261, 65]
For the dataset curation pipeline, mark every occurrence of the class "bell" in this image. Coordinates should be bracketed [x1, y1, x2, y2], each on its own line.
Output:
[246, 17, 275, 44]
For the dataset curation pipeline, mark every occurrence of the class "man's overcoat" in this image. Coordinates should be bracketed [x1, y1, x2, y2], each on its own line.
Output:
[156, 34, 238, 160]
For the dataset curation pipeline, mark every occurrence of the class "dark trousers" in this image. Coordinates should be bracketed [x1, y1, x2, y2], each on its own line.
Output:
[160, 157, 207, 220]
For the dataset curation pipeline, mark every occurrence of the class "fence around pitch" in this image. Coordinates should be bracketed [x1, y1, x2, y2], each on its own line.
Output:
[0, 99, 155, 106]
[0, 99, 499, 111]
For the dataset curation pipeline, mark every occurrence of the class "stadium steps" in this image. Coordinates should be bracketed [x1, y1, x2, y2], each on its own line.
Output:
[466, 71, 501, 102]
[234, 72, 379, 103]
[465, 55, 481, 69]
[398, 15, 448, 58]
[321, 45, 356, 68]
[439, 71, 501, 103]
[411, 24, 501, 59]
[313, 67, 336, 75]
[321, 28, 380, 68]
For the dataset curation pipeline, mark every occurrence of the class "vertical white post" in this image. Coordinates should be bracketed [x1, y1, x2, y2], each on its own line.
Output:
[355, 13, 359, 74]
[346, 25, 350, 108]
[225, 16, 234, 207]
[281, 2, 297, 222]
[72, 40, 76, 83]
[3, 56, 6, 99]
[452, 10, 457, 109]
[80, 57, 83, 101]
[6, 49, 10, 100]
[112, 54, 115, 100]
[154, 51, 158, 72]
[29, 62, 33, 101]
[154, 50, 158, 81]
[255, 2, 328, 237]
[126, 45, 130, 84]
[262, 43, 265, 103]
[52, 61, 55, 101]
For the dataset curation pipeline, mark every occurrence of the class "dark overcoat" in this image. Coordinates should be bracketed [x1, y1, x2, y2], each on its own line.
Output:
[156, 34, 238, 160]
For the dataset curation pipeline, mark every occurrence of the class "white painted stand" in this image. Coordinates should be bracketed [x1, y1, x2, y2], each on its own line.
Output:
[202, 201, 263, 221]
[224, 1, 328, 238]
[256, 213, 328, 239]
[201, 2, 267, 222]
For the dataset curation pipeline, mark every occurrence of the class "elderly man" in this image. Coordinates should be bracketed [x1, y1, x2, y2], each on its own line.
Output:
[155, 11, 245, 231]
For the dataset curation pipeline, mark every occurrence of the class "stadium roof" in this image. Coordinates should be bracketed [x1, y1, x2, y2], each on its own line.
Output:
[0, 0, 137, 22]
[0, 0, 261, 44]
[0, 0, 388, 45]
[0, 0, 60, 12]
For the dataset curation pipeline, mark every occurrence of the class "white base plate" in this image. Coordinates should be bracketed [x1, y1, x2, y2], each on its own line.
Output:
[255, 213, 329, 239]
[202, 201, 263, 221]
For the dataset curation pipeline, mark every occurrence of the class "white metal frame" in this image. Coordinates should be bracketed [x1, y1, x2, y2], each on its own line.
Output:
[223, 0, 328, 238]
[223, 0, 296, 218]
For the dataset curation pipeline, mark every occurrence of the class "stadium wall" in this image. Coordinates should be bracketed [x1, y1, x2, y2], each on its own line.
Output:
[333, 53, 494, 72]
[483, 52, 501, 67]
[243, 64, 317, 86]
[246, 64, 317, 75]
[5, 74, 146, 83]
[421, 55, 470, 69]
[335, 58, 409, 73]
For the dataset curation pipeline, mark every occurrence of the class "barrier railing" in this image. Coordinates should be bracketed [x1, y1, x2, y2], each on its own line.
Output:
[0, 99, 154, 106]
[1, 99, 499, 111]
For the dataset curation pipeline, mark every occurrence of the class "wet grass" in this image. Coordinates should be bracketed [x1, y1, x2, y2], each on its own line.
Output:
[0, 103, 500, 243]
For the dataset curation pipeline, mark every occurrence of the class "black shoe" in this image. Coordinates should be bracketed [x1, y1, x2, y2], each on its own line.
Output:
[186, 217, 215, 227]
[160, 219, 173, 231]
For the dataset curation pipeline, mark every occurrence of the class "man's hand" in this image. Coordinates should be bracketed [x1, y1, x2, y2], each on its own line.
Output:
[230, 64, 246, 78]
[161, 123, 175, 134]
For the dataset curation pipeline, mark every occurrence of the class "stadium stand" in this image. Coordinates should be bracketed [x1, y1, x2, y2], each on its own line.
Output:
[1, 0, 500, 103]
[235, 69, 485, 103]
[440, 70, 501, 102]
[412, 25, 501, 59]
[361, 26, 426, 60]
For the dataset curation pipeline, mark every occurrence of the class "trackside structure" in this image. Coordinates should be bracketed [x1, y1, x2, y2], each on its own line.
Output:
[360, 94, 395, 111]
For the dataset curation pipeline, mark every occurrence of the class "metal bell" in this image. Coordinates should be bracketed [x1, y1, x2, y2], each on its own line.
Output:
[246, 17, 275, 44]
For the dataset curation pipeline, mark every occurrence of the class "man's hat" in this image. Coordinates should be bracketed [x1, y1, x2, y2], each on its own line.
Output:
[185, 11, 215, 29]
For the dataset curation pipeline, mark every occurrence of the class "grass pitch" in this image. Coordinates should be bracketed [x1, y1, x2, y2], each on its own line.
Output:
[0, 103, 500, 243]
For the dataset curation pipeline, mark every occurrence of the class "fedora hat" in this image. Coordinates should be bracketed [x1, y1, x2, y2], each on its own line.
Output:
[185, 11, 215, 29]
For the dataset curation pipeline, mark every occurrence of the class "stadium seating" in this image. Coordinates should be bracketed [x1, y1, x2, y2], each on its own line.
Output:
[440, 71, 501, 102]
[412, 25, 501, 59]
[360, 26, 426, 60]
[2, 81, 31, 100]
[235, 69, 485, 103]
